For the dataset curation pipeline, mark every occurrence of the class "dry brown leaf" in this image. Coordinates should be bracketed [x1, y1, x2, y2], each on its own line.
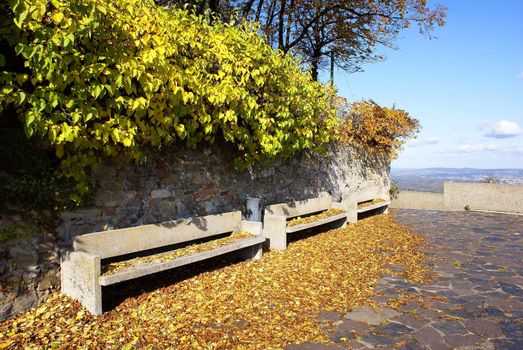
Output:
[287, 209, 345, 227]
[0, 214, 428, 349]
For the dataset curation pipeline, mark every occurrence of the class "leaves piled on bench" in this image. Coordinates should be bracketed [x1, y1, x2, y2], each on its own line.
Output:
[102, 232, 255, 276]
[0, 214, 428, 349]
[287, 208, 346, 227]
[358, 198, 385, 208]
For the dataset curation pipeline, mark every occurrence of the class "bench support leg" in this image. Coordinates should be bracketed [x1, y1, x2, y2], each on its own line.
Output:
[240, 244, 263, 261]
[263, 215, 287, 250]
[333, 201, 358, 224]
[61, 251, 102, 315]
[251, 244, 263, 260]
[347, 208, 358, 223]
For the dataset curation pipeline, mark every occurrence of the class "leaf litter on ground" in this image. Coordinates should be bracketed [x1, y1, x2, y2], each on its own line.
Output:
[0, 214, 429, 349]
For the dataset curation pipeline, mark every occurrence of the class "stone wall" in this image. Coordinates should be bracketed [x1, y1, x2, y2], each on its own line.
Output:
[57, 143, 390, 241]
[0, 212, 61, 322]
[391, 183, 523, 214]
[1, 142, 390, 322]
[444, 182, 523, 214]
[390, 191, 445, 210]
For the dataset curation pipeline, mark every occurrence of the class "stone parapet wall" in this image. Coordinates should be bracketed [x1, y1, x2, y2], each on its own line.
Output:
[57, 143, 390, 241]
[391, 183, 523, 214]
[444, 182, 523, 214]
[389, 191, 445, 210]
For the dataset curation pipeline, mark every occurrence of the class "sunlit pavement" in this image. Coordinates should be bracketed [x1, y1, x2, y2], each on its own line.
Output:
[289, 209, 523, 350]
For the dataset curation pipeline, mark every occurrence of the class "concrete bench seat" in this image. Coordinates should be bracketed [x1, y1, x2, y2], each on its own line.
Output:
[343, 187, 389, 218]
[357, 200, 391, 214]
[98, 235, 265, 286]
[61, 211, 263, 315]
[263, 196, 356, 250]
[285, 212, 349, 233]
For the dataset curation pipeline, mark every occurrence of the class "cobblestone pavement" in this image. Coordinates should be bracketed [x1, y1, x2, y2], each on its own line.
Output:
[289, 210, 523, 350]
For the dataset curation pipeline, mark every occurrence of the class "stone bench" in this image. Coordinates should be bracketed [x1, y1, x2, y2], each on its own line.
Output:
[344, 188, 390, 217]
[263, 196, 356, 250]
[60, 211, 264, 315]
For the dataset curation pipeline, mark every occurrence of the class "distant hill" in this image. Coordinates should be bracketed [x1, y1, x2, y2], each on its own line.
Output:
[391, 168, 523, 193]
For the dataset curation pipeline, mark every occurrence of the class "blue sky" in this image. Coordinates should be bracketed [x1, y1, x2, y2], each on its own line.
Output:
[332, 0, 523, 169]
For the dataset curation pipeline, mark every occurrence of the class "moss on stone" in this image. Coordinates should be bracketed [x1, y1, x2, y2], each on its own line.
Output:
[0, 225, 38, 244]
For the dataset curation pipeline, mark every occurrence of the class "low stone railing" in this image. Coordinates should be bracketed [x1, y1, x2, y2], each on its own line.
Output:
[390, 182, 523, 214]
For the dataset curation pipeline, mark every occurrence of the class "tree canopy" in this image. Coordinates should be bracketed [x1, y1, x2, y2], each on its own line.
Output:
[0, 0, 421, 207]
[0, 0, 339, 202]
[158, 0, 446, 80]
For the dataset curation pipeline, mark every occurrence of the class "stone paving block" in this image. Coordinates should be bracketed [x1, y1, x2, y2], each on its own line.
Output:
[462, 319, 502, 338]
[360, 332, 396, 346]
[432, 320, 468, 336]
[443, 334, 483, 348]
[331, 319, 369, 343]
[499, 320, 523, 339]
[374, 322, 414, 337]
[284, 343, 345, 350]
[493, 338, 523, 350]
[344, 306, 400, 325]
[393, 313, 431, 330]
[487, 297, 523, 312]
[499, 282, 523, 296]
[397, 340, 428, 350]
[398, 302, 421, 312]
[342, 340, 368, 349]
[445, 307, 478, 319]
[428, 342, 452, 350]
[416, 309, 442, 321]
[318, 310, 344, 323]
[373, 295, 390, 304]
[413, 326, 446, 347]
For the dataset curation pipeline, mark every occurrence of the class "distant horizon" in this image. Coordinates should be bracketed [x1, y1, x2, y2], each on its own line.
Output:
[333, 0, 523, 169]
[392, 167, 523, 170]
[391, 167, 523, 192]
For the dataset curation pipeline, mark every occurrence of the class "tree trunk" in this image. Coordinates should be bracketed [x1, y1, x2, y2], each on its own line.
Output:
[242, 0, 256, 20]
[310, 49, 322, 81]
[209, 0, 219, 14]
[278, 0, 287, 50]
[255, 0, 265, 22]
[265, 0, 277, 47]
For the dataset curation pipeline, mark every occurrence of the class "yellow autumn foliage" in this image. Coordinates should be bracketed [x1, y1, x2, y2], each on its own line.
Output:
[338, 99, 420, 160]
[0, 0, 338, 200]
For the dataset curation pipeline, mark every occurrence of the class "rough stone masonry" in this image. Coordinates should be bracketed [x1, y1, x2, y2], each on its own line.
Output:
[57, 143, 391, 241]
[1, 142, 390, 321]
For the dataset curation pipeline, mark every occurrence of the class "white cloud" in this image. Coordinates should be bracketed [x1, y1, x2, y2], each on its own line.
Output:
[456, 143, 499, 153]
[407, 136, 439, 147]
[484, 120, 521, 138]
[518, 72, 523, 79]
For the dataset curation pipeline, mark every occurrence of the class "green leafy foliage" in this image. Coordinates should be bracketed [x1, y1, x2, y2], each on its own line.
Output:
[389, 182, 400, 200]
[0, 0, 338, 202]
